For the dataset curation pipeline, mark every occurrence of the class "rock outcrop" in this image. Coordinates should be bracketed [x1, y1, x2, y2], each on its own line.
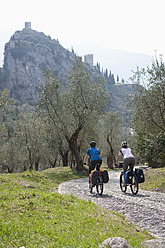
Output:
[0, 26, 137, 122]
[99, 237, 132, 248]
[1, 28, 78, 104]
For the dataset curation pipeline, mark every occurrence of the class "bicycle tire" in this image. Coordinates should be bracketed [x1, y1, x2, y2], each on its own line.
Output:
[130, 174, 139, 195]
[120, 172, 127, 193]
[90, 185, 93, 194]
[96, 175, 103, 195]
[96, 183, 103, 195]
[90, 184, 99, 194]
[90, 184, 97, 194]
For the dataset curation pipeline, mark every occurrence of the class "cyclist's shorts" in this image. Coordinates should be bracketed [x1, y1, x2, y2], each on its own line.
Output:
[89, 160, 102, 174]
[124, 157, 135, 173]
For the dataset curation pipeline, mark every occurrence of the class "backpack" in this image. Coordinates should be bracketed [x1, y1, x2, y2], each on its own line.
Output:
[125, 170, 133, 184]
[135, 169, 145, 183]
[90, 170, 99, 185]
[100, 169, 109, 183]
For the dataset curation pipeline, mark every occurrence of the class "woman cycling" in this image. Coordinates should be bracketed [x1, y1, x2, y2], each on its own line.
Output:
[115, 141, 135, 185]
[83, 141, 102, 188]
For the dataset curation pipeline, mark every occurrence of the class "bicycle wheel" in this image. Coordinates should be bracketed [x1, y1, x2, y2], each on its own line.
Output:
[120, 172, 127, 193]
[90, 184, 97, 194]
[130, 174, 139, 195]
[89, 183, 93, 194]
[96, 176, 103, 195]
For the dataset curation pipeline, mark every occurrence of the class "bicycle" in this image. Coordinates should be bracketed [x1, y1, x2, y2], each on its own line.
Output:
[118, 162, 139, 195]
[87, 163, 107, 196]
[90, 168, 104, 195]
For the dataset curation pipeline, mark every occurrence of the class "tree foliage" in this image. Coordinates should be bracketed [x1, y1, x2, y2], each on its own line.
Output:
[0, 88, 15, 111]
[129, 55, 165, 166]
[38, 57, 108, 171]
[98, 111, 122, 168]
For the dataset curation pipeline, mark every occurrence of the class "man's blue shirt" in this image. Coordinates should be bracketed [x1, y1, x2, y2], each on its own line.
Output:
[87, 147, 101, 161]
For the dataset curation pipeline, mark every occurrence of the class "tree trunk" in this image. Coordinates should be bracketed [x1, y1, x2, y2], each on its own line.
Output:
[68, 141, 84, 171]
[59, 148, 69, 167]
[25, 133, 34, 170]
[107, 153, 113, 169]
[106, 135, 116, 167]
[66, 126, 84, 172]
[48, 158, 57, 168]
[62, 152, 69, 167]
[35, 157, 40, 171]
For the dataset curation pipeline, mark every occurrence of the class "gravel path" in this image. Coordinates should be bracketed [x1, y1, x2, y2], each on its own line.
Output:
[58, 170, 165, 239]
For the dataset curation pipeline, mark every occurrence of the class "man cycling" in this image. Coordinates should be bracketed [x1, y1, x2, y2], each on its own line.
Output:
[83, 141, 102, 189]
[115, 141, 135, 185]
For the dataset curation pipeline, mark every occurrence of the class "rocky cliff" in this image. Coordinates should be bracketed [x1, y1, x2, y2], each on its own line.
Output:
[1, 28, 99, 105]
[0, 27, 137, 123]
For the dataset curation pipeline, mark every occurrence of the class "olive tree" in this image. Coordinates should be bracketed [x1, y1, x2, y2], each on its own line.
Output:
[38, 57, 107, 171]
[98, 111, 123, 168]
[129, 55, 165, 166]
[0, 89, 20, 172]
[43, 119, 69, 167]
[0, 88, 15, 110]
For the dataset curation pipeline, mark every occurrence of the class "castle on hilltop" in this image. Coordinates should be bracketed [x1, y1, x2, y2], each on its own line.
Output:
[25, 22, 31, 29]
[24, 22, 94, 66]
[84, 54, 93, 66]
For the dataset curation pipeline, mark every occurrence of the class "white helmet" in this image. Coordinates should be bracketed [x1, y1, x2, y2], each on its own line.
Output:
[121, 141, 127, 148]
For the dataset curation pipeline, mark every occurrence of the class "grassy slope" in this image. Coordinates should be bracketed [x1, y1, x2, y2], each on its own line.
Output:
[0, 167, 153, 248]
[140, 167, 165, 193]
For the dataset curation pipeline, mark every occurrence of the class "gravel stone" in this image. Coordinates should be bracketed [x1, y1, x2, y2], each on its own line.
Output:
[58, 170, 165, 239]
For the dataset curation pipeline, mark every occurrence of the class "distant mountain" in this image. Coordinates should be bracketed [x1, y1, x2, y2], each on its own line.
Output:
[94, 47, 152, 81]
[0, 27, 118, 105]
[0, 28, 77, 104]
[72, 44, 152, 81]
[0, 26, 138, 125]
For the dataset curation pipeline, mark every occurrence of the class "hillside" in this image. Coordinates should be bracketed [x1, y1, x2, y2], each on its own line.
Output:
[0, 28, 77, 104]
[0, 27, 113, 105]
[0, 26, 137, 122]
[0, 167, 153, 247]
[71, 43, 152, 81]
[106, 83, 137, 124]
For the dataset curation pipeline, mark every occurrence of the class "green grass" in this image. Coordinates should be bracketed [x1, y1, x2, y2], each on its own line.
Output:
[0, 167, 153, 247]
[140, 167, 165, 193]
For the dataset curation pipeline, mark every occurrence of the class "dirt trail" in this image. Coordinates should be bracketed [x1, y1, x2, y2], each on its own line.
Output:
[58, 170, 165, 239]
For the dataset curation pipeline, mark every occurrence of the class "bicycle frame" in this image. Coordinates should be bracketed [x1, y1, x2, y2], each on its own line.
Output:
[120, 169, 139, 195]
[90, 166, 104, 195]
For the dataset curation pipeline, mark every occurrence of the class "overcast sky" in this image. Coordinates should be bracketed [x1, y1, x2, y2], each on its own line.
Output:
[0, 0, 165, 67]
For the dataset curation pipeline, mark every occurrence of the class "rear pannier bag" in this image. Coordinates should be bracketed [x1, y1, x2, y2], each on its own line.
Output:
[90, 170, 99, 185]
[135, 169, 145, 183]
[101, 169, 109, 183]
[125, 170, 133, 184]
[118, 162, 124, 168]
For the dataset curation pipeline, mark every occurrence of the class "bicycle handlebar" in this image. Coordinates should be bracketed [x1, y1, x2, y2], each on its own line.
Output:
[83, 163, 89, 166]
[115, 162, 124, 168]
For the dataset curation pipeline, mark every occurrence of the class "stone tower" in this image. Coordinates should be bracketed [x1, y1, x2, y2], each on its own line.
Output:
[25, 22, 31, 29]
[84, 54, 93, 66]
